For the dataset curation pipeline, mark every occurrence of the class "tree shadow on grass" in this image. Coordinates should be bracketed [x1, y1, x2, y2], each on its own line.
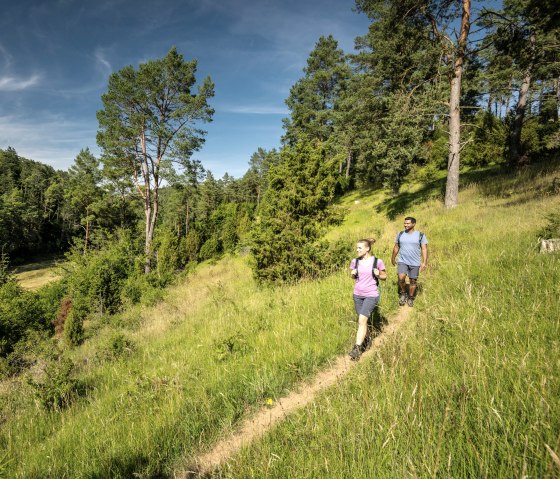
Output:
[369, 307, 389, 336]
[375, 177, 447, 220]
[375, 165, 517, 220]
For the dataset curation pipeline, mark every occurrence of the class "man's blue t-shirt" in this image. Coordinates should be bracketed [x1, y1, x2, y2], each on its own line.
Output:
[395, 230, 428, 266]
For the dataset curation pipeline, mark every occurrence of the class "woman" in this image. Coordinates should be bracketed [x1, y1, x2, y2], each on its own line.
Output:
[349, 238, 387, 361]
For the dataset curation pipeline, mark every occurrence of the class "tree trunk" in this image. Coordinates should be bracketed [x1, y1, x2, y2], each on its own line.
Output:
[144, 204, 153, 274]
[185, 200, 190, 236]
[83, 205, 90, 254]
[345, 149, 352, 178]
[509, 33, 536, 167]
[445, 73, 462, 208]
[444, 0, 471, 209]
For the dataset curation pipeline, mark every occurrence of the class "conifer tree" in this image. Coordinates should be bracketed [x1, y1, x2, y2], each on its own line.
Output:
[97, 47, 214, 273]
[283, 35, 351, 146]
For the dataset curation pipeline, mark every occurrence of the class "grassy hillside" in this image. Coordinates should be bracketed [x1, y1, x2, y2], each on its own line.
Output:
[1, 162, 559, 478]
[209, 162, 560, 478]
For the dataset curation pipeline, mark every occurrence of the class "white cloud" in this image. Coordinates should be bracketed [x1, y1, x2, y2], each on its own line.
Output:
[0, 113, 98, 170]
[0, 73, 41, 91]
[221, 104, 288, 115]
[94, 49, 112, 73]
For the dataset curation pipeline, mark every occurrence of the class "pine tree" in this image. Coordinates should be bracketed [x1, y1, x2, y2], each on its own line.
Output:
[97, 47, 214, 273]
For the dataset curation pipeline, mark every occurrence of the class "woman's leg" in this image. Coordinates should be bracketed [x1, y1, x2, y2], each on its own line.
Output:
[355, 314, 369, 346]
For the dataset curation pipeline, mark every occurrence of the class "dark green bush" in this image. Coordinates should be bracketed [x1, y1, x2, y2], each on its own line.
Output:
[181, 231, 201, 263]
[63, 230, 139, 323]
[64, 307, 85, 347]
[537, 211, 560, 239]
[199, 236, 221, 261]
[0, 280, 49, 357]
[36, 279, 67, 327]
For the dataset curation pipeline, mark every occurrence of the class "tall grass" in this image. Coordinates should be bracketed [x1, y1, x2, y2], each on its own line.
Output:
[2, 163, 558, 478]
[0, 211, 394, 477]
[209, 165, 560, 478]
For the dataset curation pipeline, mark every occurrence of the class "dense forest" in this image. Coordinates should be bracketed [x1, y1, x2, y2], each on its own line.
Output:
[1, 0, 558, 371]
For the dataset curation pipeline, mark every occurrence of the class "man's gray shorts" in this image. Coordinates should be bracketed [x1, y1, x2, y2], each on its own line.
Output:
[398, 263, 420, 279]
[353, 295, 379, 317]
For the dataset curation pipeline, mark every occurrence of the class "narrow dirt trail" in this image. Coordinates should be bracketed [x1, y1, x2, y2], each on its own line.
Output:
[180, 306, 412, 478]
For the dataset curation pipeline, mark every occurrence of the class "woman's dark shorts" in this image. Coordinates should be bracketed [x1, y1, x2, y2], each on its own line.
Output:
[353, 294, 379, 317]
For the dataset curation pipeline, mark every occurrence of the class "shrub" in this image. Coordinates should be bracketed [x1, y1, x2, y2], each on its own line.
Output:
[28, 355, 84, 411]
[36, 279, 68, 328]
[199, 236, 221, 261]
[251, 141, 339, 283]
[154, 227, 181, 282]
[537, 211, 560, 239]
[0, 280, 49, 357]
[64, 307, 85, 347]
[63, 230, 139, 322]
[95, 332, 136, 362]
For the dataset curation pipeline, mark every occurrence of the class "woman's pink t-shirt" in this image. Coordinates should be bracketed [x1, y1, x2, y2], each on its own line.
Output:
[350, 256, 385, 297]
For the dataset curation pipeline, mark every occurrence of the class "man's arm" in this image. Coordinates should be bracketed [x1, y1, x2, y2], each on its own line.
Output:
[420, 244, 428, 271]
[391, 244, 399, 266]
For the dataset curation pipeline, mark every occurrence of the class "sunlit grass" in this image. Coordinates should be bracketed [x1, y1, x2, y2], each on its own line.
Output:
[1, 162, 559, 478]
[210, 163, 560, 478]
[13, 260, 61, 290]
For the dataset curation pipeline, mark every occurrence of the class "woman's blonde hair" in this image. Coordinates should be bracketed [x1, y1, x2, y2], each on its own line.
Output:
[357, 238, 376, 250]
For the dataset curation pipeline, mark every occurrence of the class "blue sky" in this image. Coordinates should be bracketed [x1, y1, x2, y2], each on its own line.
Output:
[0, 0, 370, 178]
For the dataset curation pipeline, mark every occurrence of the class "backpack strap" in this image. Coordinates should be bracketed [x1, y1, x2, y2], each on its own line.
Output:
[398, 230, 424, 247]
[372, 256, 379, 286]
[355, 257, 380, 286]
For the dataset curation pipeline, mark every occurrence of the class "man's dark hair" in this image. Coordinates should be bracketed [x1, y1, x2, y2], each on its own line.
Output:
[404, 216, 416, 224]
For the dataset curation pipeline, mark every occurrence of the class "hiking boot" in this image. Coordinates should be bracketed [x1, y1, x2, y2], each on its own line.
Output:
[399, 292, 407, 306]
[407, 297, 414, 307]
[349, 344, 362, 361]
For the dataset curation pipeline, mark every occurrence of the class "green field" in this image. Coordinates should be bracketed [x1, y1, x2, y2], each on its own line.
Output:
[1, 162, 559, 478]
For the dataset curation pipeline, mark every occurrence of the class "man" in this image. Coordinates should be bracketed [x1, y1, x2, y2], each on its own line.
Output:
[391, 217, 428, 307]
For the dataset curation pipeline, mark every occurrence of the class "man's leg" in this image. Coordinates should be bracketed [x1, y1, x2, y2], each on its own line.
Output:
[407, 266, 420, 306]
[408, 278, 417, 299]
[398, 272, 408, 305]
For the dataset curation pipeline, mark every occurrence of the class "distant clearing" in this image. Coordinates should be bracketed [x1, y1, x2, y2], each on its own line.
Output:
[13, 260, 61, 290]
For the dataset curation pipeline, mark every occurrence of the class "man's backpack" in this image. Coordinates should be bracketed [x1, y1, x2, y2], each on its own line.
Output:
[397, 230, 424, 248]
[354, 256, 380, 286]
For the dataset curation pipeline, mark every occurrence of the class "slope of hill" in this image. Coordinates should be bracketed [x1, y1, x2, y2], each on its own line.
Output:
[203, 162, 560, 478]
[1, 162, 559, 478]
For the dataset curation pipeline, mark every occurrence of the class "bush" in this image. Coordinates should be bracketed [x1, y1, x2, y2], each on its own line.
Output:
[63, 231, 139, 322]
[154, 227, 181, 282]
[0, 280, 49, 357]
[28, 355, 84, 411]
[251, 141, 339, 283]
[199, 236, 221, 261]
[95, 332, 136, 363]
[36, 279, 68, 329]
[64, 307, 85, 347]
[537, 211, 560, 239]
[181, 231, 201, 263]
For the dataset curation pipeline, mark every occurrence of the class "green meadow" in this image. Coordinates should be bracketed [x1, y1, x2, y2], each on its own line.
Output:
[1, 162, 559, 478]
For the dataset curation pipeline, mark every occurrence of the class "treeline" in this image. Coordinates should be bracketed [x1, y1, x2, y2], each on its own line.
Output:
[1, 0, 559, 375]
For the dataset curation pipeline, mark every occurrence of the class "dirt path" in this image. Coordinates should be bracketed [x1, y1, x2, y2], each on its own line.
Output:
[180, 306, 412, 478]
